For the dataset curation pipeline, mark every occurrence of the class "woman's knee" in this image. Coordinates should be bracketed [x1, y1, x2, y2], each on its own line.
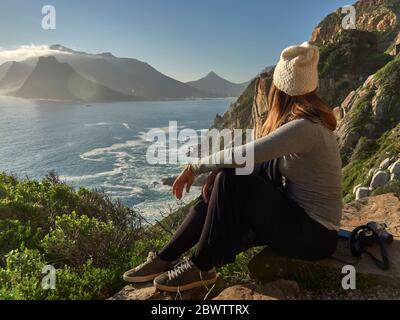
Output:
[215, 168, 257, 187]
[190, 198, 208, 216]
[215, 168, 235, 183]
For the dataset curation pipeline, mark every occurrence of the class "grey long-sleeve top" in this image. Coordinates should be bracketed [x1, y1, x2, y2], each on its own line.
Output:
[191, 118, 343, 231]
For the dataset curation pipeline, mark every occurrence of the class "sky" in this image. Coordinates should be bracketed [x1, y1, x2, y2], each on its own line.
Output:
[0, 0, 352, 83]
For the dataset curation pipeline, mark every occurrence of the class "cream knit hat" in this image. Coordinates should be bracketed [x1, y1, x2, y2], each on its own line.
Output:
[273, 42, 320, 96]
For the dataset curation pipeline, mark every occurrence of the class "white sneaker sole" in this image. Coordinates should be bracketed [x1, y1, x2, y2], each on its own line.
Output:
[154, 277, 217, 292]
[123, 272, 163, 283]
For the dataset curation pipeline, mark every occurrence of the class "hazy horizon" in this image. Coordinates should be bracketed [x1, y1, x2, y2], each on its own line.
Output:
[0, 44, 252, 84]
[0, 0, 351, 83]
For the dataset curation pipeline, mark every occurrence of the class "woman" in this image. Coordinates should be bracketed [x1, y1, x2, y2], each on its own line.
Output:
[123, 42, 343, 293]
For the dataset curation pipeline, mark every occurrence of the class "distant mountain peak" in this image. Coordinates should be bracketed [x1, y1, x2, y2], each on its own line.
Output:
[49, 44, 91, 56]
[187, 72, 248, 97]
[12, 55, 135, 102]
[96, 52, 115, 58]
[50, 44, 75, 53]
[50, 45, 116, 59]
[207, 71, 219, 77]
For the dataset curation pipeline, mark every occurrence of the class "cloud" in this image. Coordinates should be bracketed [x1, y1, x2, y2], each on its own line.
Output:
[0, 45, 70, 65]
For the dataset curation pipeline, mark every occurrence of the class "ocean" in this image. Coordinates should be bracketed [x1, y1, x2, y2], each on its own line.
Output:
[0, 96, 234, 219]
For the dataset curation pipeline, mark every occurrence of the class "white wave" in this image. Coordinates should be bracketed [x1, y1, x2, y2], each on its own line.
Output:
[84, 122, 112, 127]
[122, 123, 131, 130]
[104, 183, 144, 194]
[129, 186, 145, 194]
[80, 139, 143, 162]
[60, 166, 123, 182]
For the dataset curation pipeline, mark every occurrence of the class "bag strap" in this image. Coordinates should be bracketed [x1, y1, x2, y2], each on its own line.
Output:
[350, 225, 390, 271]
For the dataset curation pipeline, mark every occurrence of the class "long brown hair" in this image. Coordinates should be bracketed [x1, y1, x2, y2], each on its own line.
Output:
[256, 83, 337, 139]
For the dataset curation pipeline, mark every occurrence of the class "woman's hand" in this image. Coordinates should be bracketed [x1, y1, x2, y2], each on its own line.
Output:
[172, 166, 196, 200]
[202, 170, 219, 203]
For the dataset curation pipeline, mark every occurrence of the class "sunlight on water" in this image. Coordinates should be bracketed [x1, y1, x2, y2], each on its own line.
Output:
[0, 96, 233, 218]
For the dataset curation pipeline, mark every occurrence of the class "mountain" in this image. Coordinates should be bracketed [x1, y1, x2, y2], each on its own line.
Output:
[311, 0, 400, 47]
[18, 45, 213, 100]
[337, 55, 400, 199]
[13, 56, 136, 102]
[0, 61, 13, 81]
[212, 0, 400, 202]
[0, 62, 33, 94]
[312, 0, 400, 107]
[337, 57, 400, 163]
[186, 71, 248, 97]
[214, 0, 400, 129]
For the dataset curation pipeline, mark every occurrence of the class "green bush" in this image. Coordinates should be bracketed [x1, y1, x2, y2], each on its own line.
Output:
[0, 219, 43, 264]
[0, 248, 47, 300]
[0, 172, 142, 232]
[0, 172, 144, 300]
[0, 248, 123, 300]
[42, 212, 131, 268]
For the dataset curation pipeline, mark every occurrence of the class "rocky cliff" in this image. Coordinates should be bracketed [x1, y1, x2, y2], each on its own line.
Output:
[337, 56, 400, 164]
[213, 76, 262, 130]
[311, 0, 400, 47]
[313, 0, 400, 106]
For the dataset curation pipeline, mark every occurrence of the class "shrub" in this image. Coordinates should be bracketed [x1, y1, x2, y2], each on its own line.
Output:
[0, 248, 47, 300]
[44, 260, 123, 300]
[0, 249, 124, 300]
[42, 212, 132, 268]
[0, 172, 143, 232]
[0, 220, 43, 265]
[0, 172, 145, 300]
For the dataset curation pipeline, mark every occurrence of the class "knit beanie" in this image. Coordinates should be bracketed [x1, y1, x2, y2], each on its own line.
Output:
[273, 42, 320, 96]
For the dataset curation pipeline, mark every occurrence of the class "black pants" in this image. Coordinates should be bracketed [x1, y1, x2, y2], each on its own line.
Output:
[158, 169, 338, 271]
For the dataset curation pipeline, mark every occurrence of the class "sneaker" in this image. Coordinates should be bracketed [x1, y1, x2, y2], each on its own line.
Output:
[123, 252, 180, 283]
[153, 258, 217, 292]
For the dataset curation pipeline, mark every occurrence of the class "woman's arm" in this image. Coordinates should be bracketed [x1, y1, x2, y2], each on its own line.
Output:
[190, 118, 319, 175]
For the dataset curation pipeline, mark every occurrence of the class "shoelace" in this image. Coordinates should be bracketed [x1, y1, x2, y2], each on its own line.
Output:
[167, 260, 192, 280]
